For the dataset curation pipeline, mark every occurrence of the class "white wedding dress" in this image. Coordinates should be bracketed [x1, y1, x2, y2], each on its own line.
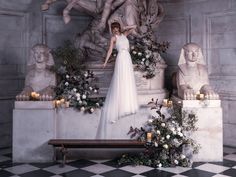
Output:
[96, 34, 139, 139]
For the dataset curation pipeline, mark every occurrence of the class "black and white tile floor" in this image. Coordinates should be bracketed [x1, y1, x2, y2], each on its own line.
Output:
[0, 147, 236, 177]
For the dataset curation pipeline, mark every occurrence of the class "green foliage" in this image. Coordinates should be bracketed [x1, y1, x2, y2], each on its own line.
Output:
[118, 99, 200, 168]
[52, 41, 104, 113]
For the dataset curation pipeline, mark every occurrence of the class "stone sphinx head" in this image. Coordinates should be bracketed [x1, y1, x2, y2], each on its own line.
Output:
[28, 44, 54, 69]
[178, 43, 205, 66]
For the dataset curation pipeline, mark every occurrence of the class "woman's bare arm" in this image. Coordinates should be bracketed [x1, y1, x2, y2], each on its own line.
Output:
[123, 25, 137, 36]
[103, 36, 116, 68]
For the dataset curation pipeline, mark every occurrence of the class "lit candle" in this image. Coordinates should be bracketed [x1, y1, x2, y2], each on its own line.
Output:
[60, 98, 65, 103]
[56, 100, 61, 107]
[163, 99, 168, 107]
[147, 132, 152, 143]
[199, 94, 204, 100]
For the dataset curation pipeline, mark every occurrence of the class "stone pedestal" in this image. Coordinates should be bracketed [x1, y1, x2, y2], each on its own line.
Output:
[87, 61, 168, 105]
[13, 101, 56, 162]
[172, 96, 223, 161]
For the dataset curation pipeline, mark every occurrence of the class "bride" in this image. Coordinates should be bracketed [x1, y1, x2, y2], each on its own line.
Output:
[96, 22, 139, 139]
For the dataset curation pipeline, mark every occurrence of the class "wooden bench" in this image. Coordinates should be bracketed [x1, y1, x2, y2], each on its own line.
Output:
[48, 139, 145, 166]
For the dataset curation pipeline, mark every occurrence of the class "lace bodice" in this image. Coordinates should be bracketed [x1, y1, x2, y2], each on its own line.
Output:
[115, 34, 129, 52]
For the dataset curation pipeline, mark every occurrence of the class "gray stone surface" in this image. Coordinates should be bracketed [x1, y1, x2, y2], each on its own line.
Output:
[0, 0, 236, 148]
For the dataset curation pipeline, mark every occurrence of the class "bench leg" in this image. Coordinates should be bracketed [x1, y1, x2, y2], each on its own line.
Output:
[53, 147, 57, 162]
[59, 146, 68, 167]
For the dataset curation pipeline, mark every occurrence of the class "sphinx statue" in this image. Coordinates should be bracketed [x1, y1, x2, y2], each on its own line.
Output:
[42, 0, 164, 61]
[16, 44, 56, 101]
[176, 43, 219, 100]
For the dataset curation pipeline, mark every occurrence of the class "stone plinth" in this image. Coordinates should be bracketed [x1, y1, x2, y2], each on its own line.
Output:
[172, 96, 223, 162]
[13, 101, 56, 162]
[87, 62, 168, 105]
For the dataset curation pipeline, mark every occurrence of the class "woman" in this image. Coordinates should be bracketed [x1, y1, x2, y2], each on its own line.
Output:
[96, 22, 139, 139]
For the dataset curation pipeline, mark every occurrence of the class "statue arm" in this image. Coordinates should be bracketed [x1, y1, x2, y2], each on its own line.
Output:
[123, 25, 137, 36]
[103, 37, 115, 67]
[111, 0, 126, 10]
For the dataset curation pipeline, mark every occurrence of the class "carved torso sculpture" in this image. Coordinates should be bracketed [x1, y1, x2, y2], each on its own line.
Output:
[16, 44, 56, 101]
[177, 43, 219, 100]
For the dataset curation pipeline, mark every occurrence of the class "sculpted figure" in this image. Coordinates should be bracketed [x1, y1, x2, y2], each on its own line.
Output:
[16, 44, 56, 101]
[177, 43, 219, 100]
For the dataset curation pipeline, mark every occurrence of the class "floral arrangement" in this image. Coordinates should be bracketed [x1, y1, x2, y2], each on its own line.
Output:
[52, 41, 104, 113]
[130, 35, 169, 79]
[118, 99, 200, 167]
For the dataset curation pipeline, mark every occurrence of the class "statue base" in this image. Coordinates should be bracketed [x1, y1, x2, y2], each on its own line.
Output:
[172, 96, 223, 162]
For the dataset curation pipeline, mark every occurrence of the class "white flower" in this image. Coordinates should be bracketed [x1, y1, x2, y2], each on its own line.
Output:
[141, 61, 144, 65]
[76, 93, 81, 97]
[89, 86, 93, 90]
[82, 94, 86, 99]
[178, 132, 183, 137]
[177, 127, 181, 132]
[96, 102, 100, 106]
[113, 53, 117, 57]
[94, 89, 98, 93]
[161, 137, 165, 140]
[138, 52, 142, 56]
[158, 163, 162, 168]
[154, 142, 158, 147]
[172, 121, 176, 124]
[170, 127, 175, 132]
[84, 72, 88, 77]
[161, 123, 165, 127]
[76, 97, 80, 101]
[156, 130, 161, 135]
[66, 75, 69, 79]
[65, 82, 69, 86]
[79, 100, 83, 104]
[142, 58, 146, 61]
[90, 108, 94, 113]
[163, 144, 168, 149]
[174, 160, 179, 165]
[73, 88, 77, 92]
[180, 154, 186, 159]
[80, 107, 85, 111]
[166, 135, 170, 139]
[146, 55, 150, 59]
[131, 46, 135, 50]
[148, 119, 153, 123]
[173, 131, 177, 135]
[132, 51, 137, 54]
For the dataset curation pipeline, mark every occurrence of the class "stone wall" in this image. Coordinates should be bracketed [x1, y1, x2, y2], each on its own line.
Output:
[0, 0, 236, 148]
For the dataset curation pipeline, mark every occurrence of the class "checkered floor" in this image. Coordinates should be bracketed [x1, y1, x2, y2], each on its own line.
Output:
[1, 147, 236, 177]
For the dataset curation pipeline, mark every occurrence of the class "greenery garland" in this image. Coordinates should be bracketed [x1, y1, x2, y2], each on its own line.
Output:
[118, 99, 200, 167]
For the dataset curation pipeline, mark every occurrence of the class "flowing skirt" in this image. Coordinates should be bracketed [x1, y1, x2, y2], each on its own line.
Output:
[96, 50, 139, 139]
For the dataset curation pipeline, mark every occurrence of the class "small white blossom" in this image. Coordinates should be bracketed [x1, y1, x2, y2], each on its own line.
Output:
[76, 97, 81, 101]
[142, 58, 146, 61]
[174, 160, 179, 165]
[166, 135, 170, 139]
[180, 154, 186, 159]
[163, 144, 168, 149]
[177, 127, 181, 132]
[94, 89, 98, 93]
[82, 94, 86, 99]
[73, 88, 77, 92]
[146, 55, 150, 59]
[96, 102, 100, 106]
[141, 61, 144, 65]
[173, 131, 177, 135]
[131, 46, 135, 50]
[148, 119, 153, 123]
[90, 108, 94, 113]
[161, 137, 165, 140]
[84, 72, 88, 77]
[156, 130, 161, 135]
[178, 132, 183, 137]
[66, 75, 69, 79]
[76, 93, 81, 97]
[132, 51, 137, 54]
[158, 163, 162, 168]
[79, 100, 83, 104]
[161, 123, 165, 127]
[138, 52, 142, 56]
[154, 142, 158, 147]
[170, 127, 175, 132]
[65, 82, 69, 86]
[89, 86, 93, 90]
[80, 107, 85, 111]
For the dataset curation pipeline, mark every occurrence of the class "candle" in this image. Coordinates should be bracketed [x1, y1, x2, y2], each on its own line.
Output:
[56, 100, 61, 107]
[163, 99, 168, 107]
[60, 98, 65, 103]
[147, 132, 152, 143]
[65, 101, 70, 108]
[199, 94, 204, 100]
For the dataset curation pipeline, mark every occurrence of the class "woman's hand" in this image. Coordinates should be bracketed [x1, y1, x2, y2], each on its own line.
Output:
[103, 62, 107, 68]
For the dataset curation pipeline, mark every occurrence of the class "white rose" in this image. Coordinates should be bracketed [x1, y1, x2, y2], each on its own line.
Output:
[132, 51, 137, 54]
[146, 55, 150, 59]
[154, 142, 158, 147]
[166, 135, 170, 139]
[180, 154, 186, 159]
[79, 100, 83, 104]
[161, 123, 165, 127]
[174, 160, 179, 165]
[65, 82, 69, 86]
[76, 97, 81, 101]
[163, 144, 168, 149]
[178, 132, 183, 137]
[141, 61, 144, 65]
[80, 107, 85, 111]
[142, 58, 146, 61]
[148, 119, 153, 123]
[66, 75, 69, 79]
[73, 88, 77, 92]
[82, 94, 86, 99]
[89, 87, 93, 90]
[94, 89, 98, 93]
[158, 163, 162, 168]
[131, 46, 135, 50]
[76, 93, 81, 97]
[170, 127, 175, 132]
[173, 131, 177, 135]
[96, 102, 100, 106]
[84, 72, 88, 77]
[156, 130, 161, 135]
[90, 108, 94, 113]
[177, 127, 181, 132]
[138, 52, 142, 56]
